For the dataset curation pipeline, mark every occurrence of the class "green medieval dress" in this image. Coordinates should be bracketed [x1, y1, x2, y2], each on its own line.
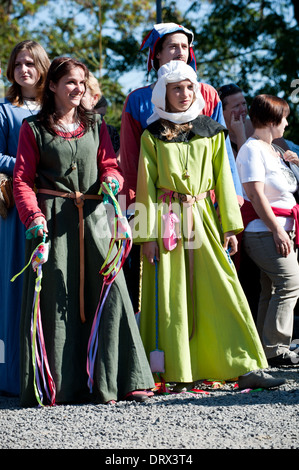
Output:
[134, 116, 268, 383]
[14, 114, 154, 406]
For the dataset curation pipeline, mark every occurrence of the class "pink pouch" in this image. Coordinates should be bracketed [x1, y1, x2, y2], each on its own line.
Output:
[162, 211, 180, 251]
[160, 191, 180, 251]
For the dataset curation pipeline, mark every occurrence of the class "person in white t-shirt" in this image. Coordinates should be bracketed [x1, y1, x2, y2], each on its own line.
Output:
[236, 94, 299, 367]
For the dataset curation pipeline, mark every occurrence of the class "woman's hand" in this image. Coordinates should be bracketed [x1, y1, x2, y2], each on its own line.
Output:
[223, 232, 238, 256]
[28, 216, 48, 238]
[142, 241, 159, 265]
[272, 225, 292, 257]
[243, 181, 292, 258]
[283, 150, 299, 166]
[102, 176, 118, 194]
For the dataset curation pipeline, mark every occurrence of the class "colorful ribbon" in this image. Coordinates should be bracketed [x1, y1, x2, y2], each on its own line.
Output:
[86, 182, 132, 393]
[11, 225, 56, 407]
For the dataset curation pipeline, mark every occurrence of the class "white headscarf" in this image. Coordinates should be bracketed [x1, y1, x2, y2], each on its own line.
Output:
[147, 61, 205, 125]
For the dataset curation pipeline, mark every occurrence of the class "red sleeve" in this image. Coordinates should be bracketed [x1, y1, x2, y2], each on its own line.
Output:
[97, 119, 124, 191]
[13, 120, 44, 228]
[199, 82, 220, 117]
[119, 97, 143, 209]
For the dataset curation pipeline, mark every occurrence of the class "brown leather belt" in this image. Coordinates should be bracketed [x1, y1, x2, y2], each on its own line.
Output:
[38, 189, 103, 323]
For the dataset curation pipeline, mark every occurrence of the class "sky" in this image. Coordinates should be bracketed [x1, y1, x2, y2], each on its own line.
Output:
[26, 0, 196, 94]
[118, 0, 199, 94]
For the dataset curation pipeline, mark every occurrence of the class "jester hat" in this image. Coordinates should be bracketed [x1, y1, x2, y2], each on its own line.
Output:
[140, 22, 196, 72]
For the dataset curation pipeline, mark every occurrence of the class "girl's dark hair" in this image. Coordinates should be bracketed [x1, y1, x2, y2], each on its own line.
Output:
[38, 57, 94, 134]
[160, 120, 192, 140]
[249, 94, 290, 128]
[6, 40, 50, 105]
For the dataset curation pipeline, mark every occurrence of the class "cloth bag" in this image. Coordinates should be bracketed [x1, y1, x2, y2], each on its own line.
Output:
[0, 173, 14, 218]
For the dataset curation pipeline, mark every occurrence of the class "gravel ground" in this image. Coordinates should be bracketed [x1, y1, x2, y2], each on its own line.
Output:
[0, 366, 298, 453]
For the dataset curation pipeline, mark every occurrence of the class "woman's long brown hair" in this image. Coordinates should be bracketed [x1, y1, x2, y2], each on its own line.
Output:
[6, 40, 50, 105]
[37, 57, 94, 135]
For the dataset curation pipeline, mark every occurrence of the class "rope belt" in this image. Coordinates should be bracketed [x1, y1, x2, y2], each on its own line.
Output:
[160, 189, 211, 340]
[171, 190, 210, 205]
[37, 189, 103, 323]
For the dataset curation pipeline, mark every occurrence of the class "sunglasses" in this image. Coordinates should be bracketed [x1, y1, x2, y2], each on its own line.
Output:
[218, 83, 242, 100]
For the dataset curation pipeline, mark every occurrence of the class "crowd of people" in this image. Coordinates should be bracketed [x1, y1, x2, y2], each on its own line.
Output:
[0, 22, 298, 407]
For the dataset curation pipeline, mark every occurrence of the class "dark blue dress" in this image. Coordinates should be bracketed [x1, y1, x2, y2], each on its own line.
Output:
[0, 99, 39, 395]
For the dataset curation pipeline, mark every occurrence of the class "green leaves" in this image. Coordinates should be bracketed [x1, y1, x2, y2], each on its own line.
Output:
[190, 0, 299, 140]
[1, 0, 298, 139]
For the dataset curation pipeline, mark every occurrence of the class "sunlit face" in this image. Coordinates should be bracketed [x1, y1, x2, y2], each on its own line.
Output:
[14, 50, 41, 95]
[223, 92, 248, 124]
[49, 66, 86, 112]
[81, 87, 99, 110]
[166, 80, 195, 113]
[156, 33, 189, 68]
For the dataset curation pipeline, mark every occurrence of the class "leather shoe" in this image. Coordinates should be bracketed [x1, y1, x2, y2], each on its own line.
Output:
[238, 370, 285, 390]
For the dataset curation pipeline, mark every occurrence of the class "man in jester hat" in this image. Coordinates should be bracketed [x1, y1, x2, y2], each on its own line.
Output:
[119, 22, 244, 313]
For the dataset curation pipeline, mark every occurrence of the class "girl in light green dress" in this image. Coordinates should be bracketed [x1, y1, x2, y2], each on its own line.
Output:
[134, 61, 285, 392]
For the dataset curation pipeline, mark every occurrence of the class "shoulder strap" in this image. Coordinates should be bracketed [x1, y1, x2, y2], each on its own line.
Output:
[272, 143, 290, 167]
[272, 143, 285, 156]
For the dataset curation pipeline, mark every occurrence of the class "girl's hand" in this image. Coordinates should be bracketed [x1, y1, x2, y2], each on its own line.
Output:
[223, 231, 238, 256]
[142, 241, 159, 265]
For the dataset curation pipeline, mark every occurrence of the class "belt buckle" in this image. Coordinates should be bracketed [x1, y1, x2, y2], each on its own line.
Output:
[178, 193, 187, 203]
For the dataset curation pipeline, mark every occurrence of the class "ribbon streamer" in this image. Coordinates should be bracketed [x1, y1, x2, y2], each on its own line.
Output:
[86, 182, 132, 393]
[11, 226, 56, 407]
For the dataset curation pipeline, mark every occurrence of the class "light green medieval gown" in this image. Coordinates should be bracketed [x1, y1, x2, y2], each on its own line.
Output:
[134, 116, 268, 383]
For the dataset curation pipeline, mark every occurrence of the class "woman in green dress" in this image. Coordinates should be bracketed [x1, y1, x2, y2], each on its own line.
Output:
[13, 57, 154, 406]
[134, 61, 285, 391]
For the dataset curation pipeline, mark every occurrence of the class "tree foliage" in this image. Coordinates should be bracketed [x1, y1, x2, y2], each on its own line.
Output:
[185, 0, 299, 141]
[0, 0, 298, 137]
